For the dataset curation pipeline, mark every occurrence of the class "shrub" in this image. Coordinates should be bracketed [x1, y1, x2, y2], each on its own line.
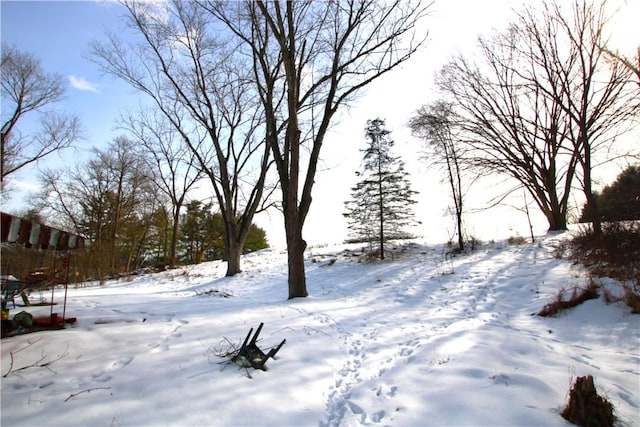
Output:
[568, 222, 640, 312]
[623, 285, 640, 314]
[507, 235, 527, 245]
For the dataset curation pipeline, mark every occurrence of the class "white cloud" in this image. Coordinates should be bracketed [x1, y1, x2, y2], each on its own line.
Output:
[68, 75, 99, 92]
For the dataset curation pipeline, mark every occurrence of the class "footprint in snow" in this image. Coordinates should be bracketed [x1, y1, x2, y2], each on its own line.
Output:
[374, 385, 398, 398]
[92, 373, 113, 383]
[109, 356, 133, 370]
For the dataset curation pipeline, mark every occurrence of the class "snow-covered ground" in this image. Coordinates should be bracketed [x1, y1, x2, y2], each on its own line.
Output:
[2, 233, 639, 426]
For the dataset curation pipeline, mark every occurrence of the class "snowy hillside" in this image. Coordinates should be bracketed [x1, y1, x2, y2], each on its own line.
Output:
[2, 233, 639, 426]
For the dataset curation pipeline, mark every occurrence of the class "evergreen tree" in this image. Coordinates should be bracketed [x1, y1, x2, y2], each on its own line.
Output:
[179, 201, 221, 264]
[344, 119, 419, 259]
[179, 200, 269, 265]
[244, 223, 269, 254]
[580, 165, 640, 222]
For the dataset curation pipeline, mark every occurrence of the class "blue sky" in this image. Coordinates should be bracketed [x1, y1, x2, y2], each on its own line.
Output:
[1, 1, 138, 184]
[1, 0, 638, 246]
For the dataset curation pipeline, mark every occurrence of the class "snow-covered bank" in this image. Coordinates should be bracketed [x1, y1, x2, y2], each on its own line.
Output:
[2, 234, 639, 426]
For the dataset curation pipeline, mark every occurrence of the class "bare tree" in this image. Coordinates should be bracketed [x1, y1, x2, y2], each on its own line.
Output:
[409, 101, 467, 251]
[89, 0, 271, 276]
[436, 25, 579, 232]
[1, 44, 81, 191]
[119, 109, 204, 268]
[512, 0, 639, 235]
[206, 0, 432, 298]
[36, 136, 157, 278]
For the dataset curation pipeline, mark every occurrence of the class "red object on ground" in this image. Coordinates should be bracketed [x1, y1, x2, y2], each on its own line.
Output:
[33, 313, 64, 327]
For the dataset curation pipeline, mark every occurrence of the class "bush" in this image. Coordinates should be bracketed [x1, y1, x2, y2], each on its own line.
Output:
[568, 222, 640, 313]
[623, 285, 640, 314]
[507, 235, 527, 245]
[570, 222, 639, 283]
[579, 165, 640, 222]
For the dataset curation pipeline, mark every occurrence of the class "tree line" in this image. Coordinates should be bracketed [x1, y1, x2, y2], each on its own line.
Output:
[1, 0, 638, 297]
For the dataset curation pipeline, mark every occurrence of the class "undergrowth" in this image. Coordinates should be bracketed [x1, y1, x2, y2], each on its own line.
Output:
[569, 222, 639, 284]
[568, 222, 639, 313]
[538, 280, 600, 317]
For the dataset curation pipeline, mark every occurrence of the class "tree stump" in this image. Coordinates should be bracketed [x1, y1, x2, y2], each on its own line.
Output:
[561, 375, 614, 427]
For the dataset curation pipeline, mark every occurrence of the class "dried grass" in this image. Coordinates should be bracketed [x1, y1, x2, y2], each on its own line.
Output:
[623, 285, 640, 314]
[507, 235, 527, 245]
[538, 280, 599, 317]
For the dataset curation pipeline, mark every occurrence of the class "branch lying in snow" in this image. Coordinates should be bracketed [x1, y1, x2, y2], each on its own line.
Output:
[3, 338, 42, 377]
[65, 387, 112, 402]
[193, 288, 233, 298]
[211, 337, 255, 378]
[3, 339, 69, 377]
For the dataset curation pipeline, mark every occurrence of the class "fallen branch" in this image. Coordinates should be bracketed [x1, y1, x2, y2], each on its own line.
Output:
[212, 337, 253, 378]
[65, 387, 112, 402]
[193, 288, 232, 298]
[2, 338, 67, 378]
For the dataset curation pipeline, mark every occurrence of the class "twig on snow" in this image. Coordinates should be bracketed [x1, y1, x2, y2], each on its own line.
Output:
[3, 339, 69, 377]
[64, 387, 112, 402]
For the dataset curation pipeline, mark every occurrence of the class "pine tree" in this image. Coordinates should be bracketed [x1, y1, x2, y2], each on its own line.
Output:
[580, 164, 640, 222]
[344, 119, 419, 259]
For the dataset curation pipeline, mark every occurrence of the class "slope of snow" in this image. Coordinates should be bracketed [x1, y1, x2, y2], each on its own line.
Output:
[2, 233, 639, 426]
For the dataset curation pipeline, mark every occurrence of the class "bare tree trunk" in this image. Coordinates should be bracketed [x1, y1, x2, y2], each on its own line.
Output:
[285, 210, 307, 299]
[583, 152, 602, 236]
[226, 242, 242, 278]
[169, 207, 179, 267]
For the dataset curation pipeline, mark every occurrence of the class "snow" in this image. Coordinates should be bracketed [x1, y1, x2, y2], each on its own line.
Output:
[2, 233, 639, 426]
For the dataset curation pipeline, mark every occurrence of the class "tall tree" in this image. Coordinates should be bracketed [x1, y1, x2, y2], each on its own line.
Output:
[90, 0, 271, 276]
[344, 119, 418, 260]
[1, 44, 81, 191]
[409, 101, 467, 252]
[179, 202, 268, 264]
[206, 0, 431, 298]
[512, 0, 639, 235]
[436, 22, 579, 232]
